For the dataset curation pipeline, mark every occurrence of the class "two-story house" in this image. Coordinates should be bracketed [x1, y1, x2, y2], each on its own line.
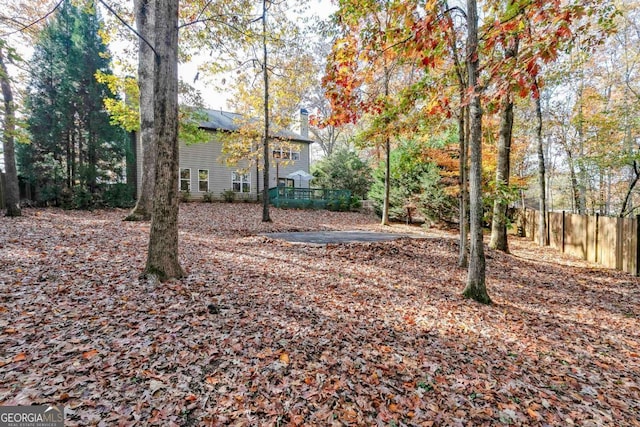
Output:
[136, 109, 314, 201]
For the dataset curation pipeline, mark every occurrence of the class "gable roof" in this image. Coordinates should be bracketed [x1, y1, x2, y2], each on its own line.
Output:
[199, 109, 313, 144]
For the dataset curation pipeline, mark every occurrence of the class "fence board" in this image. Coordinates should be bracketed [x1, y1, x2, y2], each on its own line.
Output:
[599, 217, 618, 269]
[548, 212, 563, 250]
[621, 218, 636, 275]
[564, 213, 587, 260]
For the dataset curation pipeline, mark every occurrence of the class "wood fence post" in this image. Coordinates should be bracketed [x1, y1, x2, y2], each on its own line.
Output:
[617, 217, 623, 271]
[562, 210, 566, 253]
[594, 212, 600, 262]
[546, 210, 550, 246]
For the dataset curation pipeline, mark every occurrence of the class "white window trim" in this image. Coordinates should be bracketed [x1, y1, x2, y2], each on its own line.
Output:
[232, 171, 251, 193]
[180, 168, 191, 192]
[273, 146, 301, 161]
[198, 169, 209, 193]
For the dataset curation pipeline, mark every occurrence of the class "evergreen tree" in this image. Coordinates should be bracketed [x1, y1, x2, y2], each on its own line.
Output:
[20, 0, 126, 207]
[312, 149, 372, 200]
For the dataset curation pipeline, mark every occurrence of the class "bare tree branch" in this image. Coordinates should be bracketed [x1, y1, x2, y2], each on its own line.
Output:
[98, 0, 158, 59]
[0, 0, 63, 37]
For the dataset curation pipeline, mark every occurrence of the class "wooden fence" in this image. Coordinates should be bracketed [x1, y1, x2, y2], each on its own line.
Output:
[520, 209, 640, 276]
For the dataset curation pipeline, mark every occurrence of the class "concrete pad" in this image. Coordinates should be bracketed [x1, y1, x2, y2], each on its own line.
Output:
[262, 230, 413, 244]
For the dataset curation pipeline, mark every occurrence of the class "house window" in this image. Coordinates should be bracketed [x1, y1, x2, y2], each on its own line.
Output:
[273, 147, 300, 161]
[232, 172, 251, 193]
[198, 169, 209, 192]
[180, 168, 191, 191]
[278, 178, 295, 188]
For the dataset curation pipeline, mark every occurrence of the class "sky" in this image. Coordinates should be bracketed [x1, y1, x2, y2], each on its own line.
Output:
[179, 0, 336, 111]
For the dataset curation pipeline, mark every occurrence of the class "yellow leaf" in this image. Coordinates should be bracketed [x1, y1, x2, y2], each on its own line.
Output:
[279, 352, 290, 365]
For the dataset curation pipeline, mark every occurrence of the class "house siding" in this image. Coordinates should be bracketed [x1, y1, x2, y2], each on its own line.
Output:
[177, 132, 311, 201]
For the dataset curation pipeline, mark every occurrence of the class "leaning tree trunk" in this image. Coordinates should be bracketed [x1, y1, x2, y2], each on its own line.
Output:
[126, 0, 156, 221]
[462, 0, 490, 304]
[620, 161, 639, 217]
[0, 47, 21, 217]
[534, 78, 548, 245]
[143, 0, 184, 281]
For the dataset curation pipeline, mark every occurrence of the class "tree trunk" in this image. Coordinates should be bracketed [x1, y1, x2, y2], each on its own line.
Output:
[261, 0, 271, 223]
[575, 65, 587, 214]
[462, 0, 490, 304]
[0, 47, 21, 217]
[444, 2, 468, 267]
[489, 38, 518, 253]
[126, 0, 156, 221]
[565, 150, 580, 213]
[458, 106, 468, 267]
[488, 94, 514, 252]
[534, 79, 547, 245]
[381, 136, 390, 226]
[143, 0, 184, 281]
[620, 161, 639, 217]
[380, 66, 391, 226]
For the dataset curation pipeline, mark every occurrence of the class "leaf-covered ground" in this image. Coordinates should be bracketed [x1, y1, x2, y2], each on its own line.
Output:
[1, 204, 639, 426]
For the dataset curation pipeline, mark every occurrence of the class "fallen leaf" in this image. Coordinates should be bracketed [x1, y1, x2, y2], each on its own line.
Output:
[82, 349, 99, 360]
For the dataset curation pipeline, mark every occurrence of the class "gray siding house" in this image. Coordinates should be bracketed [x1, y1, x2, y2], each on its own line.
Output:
[136, 109, 313, 201]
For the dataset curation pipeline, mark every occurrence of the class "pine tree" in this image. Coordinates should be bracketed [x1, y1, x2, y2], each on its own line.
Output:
[21, 0, 126, 206]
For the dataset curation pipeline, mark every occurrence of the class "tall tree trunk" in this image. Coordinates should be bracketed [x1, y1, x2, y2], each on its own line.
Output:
[489, 38, 518, 253]
[444, 2, 468, 266]
[88, 128, 98, 193]
[534, 79, 547, 245]
[261, 0, 271, 223]
[380, 67, 391, 226]
[462, 0, 490, 304]
[575, 64, 587, 214]
[66, 130, 72, 189]
[127, 0, 156, 221]
[488, 94, 514, 252]
[458, 106, 468, 267]
[0, 47, 21, 217]
[565, 149, 580, 213]
[381, 136, 390, 226]
[143, 0, 184, 281]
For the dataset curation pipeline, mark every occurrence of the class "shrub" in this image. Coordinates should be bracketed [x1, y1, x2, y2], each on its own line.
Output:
[327, 196, 350, 212]
[202, 192, 214, 203]
[102, 184, 135, 208]
[221, 189, 235, 203]
[179, 190, 191, 203]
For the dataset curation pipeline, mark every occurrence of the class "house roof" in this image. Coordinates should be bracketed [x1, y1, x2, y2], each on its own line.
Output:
[199, 109, 313, 144]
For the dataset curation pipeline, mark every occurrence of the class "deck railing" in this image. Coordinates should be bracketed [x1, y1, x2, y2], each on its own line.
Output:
[268, 187, 351, 209]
